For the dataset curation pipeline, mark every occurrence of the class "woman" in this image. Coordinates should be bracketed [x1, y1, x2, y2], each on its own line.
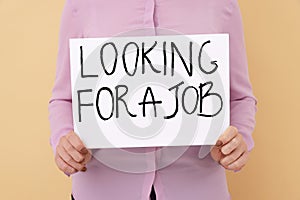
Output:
[49, 0, 257, 199]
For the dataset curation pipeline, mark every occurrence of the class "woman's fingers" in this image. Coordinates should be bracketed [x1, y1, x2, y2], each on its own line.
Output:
[218, 126, 238, 146]
[210, 126, 250, 171]
[220, 142, 245, 167]
[61, 135, 85, 162]
[55, 131, 91, 175]
[55, 153, 77, 175]
[81, 150, 92, 165]
[210, 140, 224, 162]
[221, 134, 242, 155]
[65, 132, 92, 165]
[210, 126, 238, 163]
[226, 151, 249, 171]
[57, 144, 86, 171]
[66, 132, 89, 154]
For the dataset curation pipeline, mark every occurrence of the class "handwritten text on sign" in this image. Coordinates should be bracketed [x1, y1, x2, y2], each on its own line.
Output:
[70, 34, 229, 148]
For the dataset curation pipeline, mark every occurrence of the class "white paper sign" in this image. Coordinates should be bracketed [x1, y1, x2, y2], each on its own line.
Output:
[70, 34, 229, 149]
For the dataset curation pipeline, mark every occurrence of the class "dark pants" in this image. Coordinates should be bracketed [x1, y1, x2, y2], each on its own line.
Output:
[71, 185, 156, 200]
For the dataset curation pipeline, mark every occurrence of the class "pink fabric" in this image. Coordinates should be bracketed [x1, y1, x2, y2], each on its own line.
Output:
[48, 0, 257, 199]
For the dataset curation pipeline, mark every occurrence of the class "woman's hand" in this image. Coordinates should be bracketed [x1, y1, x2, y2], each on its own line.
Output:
[210, 126, 249, 171]
[55, 131, 92, 175]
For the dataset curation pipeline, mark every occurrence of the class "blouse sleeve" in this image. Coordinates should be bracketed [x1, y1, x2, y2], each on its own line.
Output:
[48, 0, 82, 155]
[225, 0, 258, 151]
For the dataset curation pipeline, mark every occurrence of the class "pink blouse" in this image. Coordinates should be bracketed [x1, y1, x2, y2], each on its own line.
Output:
[48, 0, 257, 199]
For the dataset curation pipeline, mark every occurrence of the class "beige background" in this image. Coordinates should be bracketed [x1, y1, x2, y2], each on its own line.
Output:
[0, 0, 299, 199]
